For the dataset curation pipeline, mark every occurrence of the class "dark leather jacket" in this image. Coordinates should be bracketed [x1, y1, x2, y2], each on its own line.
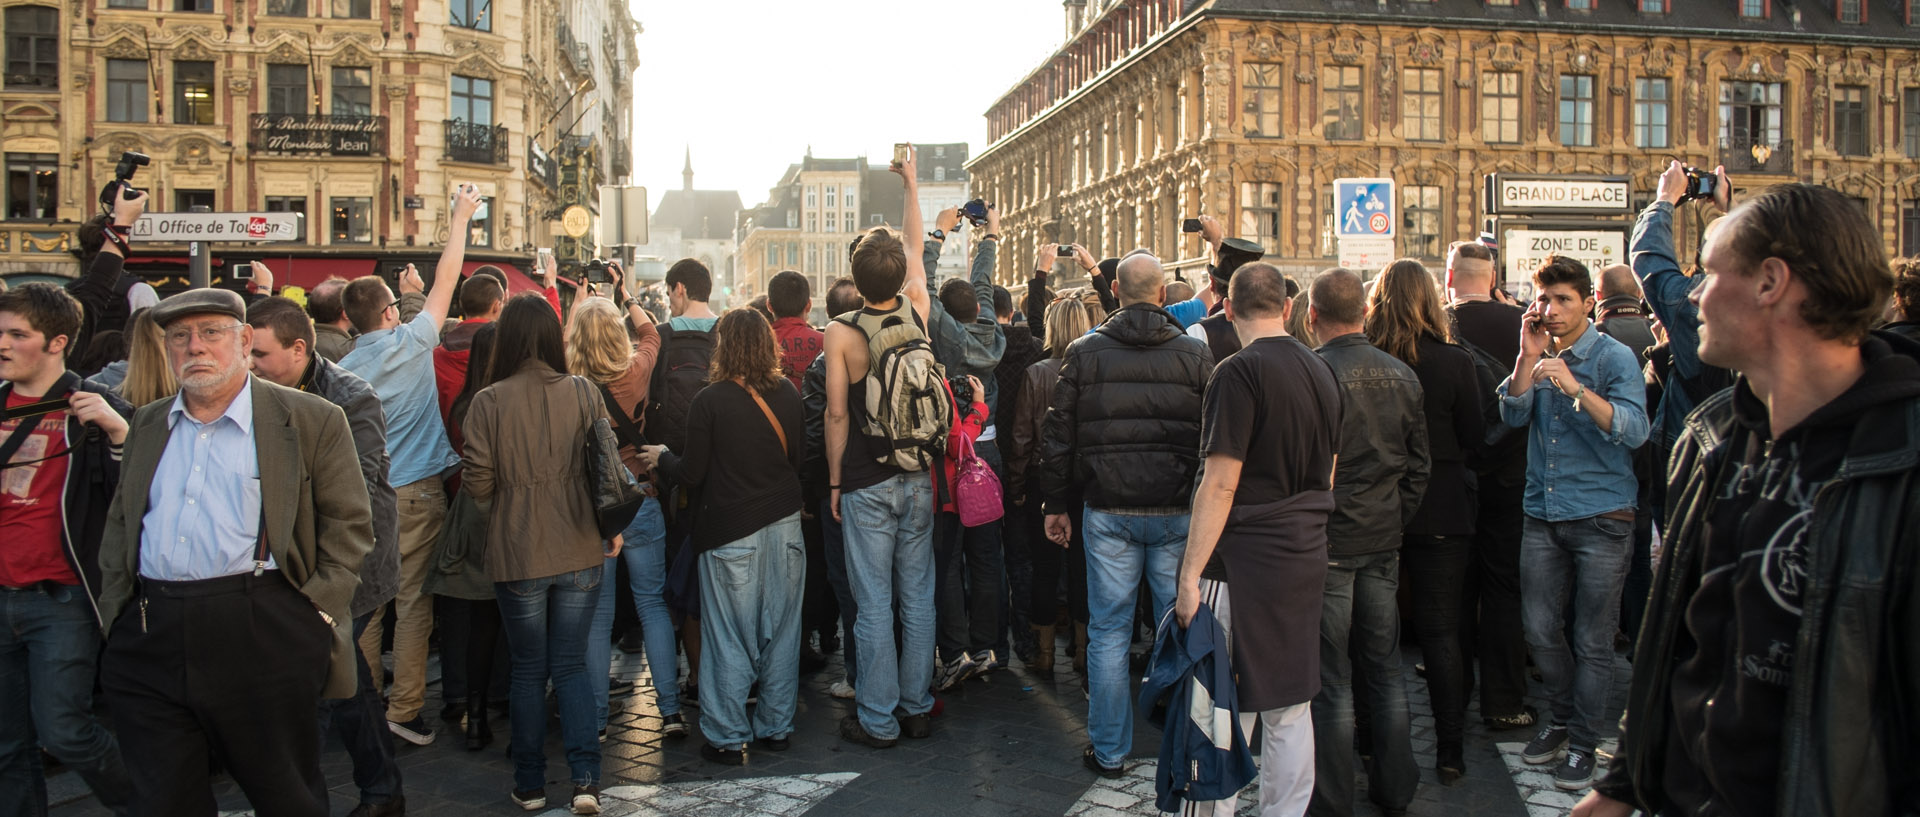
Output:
[1006, 357, 1063, 501]
[1596, 332, 1920, 817]
[0, 372, 131, 628]
[1036, 303, 1212, 513]
[304, 356, 400, 619]
[1314, 333, 1431, 557]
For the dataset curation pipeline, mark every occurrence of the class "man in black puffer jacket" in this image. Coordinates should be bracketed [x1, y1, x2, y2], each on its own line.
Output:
[1036, 251, 1213, 779]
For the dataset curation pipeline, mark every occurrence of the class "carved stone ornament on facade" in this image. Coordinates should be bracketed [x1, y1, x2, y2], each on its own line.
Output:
[1535, 69, 1555, 134]
[334, 45, 375, 69]
[1377, 57, 1396, 125]
[1641, 41, 1676, 77]
[1405, 30, 1446, 67]
[384, 82, 409, 99]
[173, 37, 216, 63]
[266, 41, 307, 64]
[228, 76, 253, 94]
[101, 37, 147, 61]
[1323, 27, 1367, 66]
[1485, 39, 1523, 72]
[1295, 70, 1315, 85]
[446, 36, 485, 56]
[453, 55, 499, 80]
[71, 71, 89, 89]
[1811, 77, 1829, 141]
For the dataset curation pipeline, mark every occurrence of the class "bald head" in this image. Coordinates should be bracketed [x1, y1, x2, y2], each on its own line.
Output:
[1115, 253, 1164, 305]
[1597, 264, 1640, 301]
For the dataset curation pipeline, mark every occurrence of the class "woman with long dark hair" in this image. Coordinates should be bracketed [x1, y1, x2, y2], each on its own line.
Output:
[1363, 259, 1485, 784]
[1005, 298, 1094, 681]
[425, 320, 502, 751]
[461, 293, 619, 812]
[639, 308, 804, 766]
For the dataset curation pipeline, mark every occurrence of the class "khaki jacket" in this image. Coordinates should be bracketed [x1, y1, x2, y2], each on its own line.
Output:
[97, 376, 375, 699]
[462, 361, 606, 583]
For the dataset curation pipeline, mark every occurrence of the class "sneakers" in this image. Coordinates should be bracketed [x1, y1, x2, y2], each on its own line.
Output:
[932, 652, 977, 692]
[1554, 747, 1597, 791]
[757, 735, 792, 752]
[1486, 704, 1540, 731]
[838, 714, 897, 749]
[387, 717, 436, 746]
[1082, 746, 1123, 779]
[661, 713, 689, 738]
[1521, 723, 1571, 765]
[509, 788, 546, 811]
[571, 785, 600, 815]
[828, 679, 856, 699]
[969, 649, 1000, 677]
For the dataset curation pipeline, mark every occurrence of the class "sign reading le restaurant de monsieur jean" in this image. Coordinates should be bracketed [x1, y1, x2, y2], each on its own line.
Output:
[1490, 174, 1632, 215]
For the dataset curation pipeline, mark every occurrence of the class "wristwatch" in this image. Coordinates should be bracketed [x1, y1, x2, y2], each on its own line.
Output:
[929, 229, 946, 242]
[625, 297, 642, 308]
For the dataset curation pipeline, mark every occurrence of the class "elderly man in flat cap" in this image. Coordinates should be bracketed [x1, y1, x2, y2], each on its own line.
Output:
[95, 287, 373, 817]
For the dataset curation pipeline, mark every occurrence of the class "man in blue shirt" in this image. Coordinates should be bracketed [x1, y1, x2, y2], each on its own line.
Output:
[1497, 256, 1649, 793]
[339, 186, 478, 745]
[1630, 160, 1731, 451]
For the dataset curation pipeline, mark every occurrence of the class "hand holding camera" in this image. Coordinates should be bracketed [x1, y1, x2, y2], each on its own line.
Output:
[1658, 160, 1732, 212]
[100, 151, 151, 224]
[398, 263, 425, 295]
[935, 208, 961, 235]
[890, 143, 917, 186]
[1035, 243, 1061, 273]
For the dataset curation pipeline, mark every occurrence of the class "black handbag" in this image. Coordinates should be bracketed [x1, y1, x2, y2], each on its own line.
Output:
[573, 376, 646, 539]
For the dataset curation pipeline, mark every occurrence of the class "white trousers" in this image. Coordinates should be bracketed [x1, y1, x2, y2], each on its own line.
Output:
[1182, 579, 1315, 817]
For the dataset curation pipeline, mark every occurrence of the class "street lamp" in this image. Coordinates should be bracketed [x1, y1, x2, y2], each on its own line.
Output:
[1750, 142, 1773, 167]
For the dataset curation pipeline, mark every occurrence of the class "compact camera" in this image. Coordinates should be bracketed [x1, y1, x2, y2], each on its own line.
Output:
[960, 199, 991, 227]
[1678, 167, 1720, 205]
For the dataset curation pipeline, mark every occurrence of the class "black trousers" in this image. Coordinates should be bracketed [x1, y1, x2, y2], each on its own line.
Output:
[101, 572, 333, 817]
[1468, 483, 1529, 720]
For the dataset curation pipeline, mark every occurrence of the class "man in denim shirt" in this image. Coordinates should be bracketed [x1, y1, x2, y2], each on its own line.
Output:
[1497, 256, 1649, 792]
[1630, 160, 1731, 450]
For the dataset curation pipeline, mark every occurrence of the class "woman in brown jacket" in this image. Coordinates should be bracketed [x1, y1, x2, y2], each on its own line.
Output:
[460, 293, 619, 813]
[1005, 298, 1093, 680]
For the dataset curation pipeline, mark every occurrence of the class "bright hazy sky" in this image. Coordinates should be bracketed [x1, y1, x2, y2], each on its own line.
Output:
[625, 0, 1065, 210]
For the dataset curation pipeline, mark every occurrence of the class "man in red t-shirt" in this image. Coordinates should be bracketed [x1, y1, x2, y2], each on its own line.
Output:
[0, 281, 135, 812]
[433, 272, 506, 431]
[767, 270, 823, 393]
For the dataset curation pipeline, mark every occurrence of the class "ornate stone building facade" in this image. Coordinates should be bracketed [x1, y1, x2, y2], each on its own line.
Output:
[0, 0, 636, 290]
[968, 0, 1920, 289]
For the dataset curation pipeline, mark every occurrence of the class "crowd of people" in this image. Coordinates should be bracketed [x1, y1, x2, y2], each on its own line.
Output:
[2, 148, 1918, 817]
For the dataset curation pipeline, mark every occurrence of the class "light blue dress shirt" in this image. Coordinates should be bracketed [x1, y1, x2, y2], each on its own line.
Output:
[1497, 323, 1650, 522]
[340, 311, 459, 487]
[140, 377, 271, 581]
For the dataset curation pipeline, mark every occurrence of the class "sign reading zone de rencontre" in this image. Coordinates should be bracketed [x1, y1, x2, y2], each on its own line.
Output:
[131, 212, 304, 242]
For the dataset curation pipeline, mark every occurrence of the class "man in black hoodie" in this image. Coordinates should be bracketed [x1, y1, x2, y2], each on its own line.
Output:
[1579, 184, 1920, 817]
[1037, 251, 1212, 778]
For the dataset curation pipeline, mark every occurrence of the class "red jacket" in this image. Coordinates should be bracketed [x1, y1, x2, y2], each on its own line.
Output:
[938, 389, 989, 515]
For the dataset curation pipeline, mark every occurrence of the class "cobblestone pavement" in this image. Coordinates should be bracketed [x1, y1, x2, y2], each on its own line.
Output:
[49, 638, 1631, 816]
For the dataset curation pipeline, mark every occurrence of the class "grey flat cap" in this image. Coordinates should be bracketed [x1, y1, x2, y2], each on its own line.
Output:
[150, 287, 246, 327]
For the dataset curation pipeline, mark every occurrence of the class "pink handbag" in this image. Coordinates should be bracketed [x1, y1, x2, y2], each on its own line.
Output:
[954, 440, 1005, 528]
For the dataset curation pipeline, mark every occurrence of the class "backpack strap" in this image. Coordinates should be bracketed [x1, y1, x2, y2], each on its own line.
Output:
[734, 378, 788, 457]
[598, 382, 647, 451]
[646, 323, 674, 415]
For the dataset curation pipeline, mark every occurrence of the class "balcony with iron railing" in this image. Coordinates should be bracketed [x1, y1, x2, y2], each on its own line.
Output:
[250, 112, 388, 156]
[1718, 136, 1793, 174]
[445, 120, 509, 165]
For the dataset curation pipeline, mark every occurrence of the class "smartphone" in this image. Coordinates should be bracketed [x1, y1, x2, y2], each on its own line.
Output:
[230, 262, 253, 280]
[1182, 218, 1203, 233]
[891, 143, 912, 168]
[537, 247, 553, 267]
[453, 184, 488, 221]
[1056, 245, 1075, 257]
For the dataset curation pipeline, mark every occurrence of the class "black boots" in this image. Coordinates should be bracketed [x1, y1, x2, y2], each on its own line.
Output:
[465, 694, 492, 751]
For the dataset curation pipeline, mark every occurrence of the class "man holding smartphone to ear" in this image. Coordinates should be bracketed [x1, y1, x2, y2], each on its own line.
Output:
[1496, 256, 1649, 793]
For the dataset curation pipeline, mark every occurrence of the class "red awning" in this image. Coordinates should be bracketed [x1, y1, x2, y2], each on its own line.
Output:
[457, 261, 543, 295]
[266, 258, 378, 292]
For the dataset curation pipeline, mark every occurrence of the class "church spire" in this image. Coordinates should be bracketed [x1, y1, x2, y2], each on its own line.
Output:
[682, 145, 694, 191]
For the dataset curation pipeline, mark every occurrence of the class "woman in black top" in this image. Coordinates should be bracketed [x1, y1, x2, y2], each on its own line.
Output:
[640, 308, 805, 765]
[1364, 259, 1486, 785]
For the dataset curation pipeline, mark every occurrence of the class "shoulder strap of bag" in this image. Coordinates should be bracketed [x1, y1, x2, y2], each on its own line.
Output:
[734, 378, 787, 456]
[0, 387, 74, 470]
[597, 382, 647, 450]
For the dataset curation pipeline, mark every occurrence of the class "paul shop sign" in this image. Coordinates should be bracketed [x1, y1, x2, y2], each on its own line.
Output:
[1486, 175, 1631, 215]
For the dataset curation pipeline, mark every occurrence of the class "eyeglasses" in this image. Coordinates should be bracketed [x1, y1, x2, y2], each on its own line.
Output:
[164, 322, 243, 348]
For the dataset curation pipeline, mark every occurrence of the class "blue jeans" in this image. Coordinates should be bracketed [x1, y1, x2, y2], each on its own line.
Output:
[1081, 508, 1187, 768]
[1311, 549, 1418, 816]
[820, 496, 857, 686]
[496, 566, 602, 791]
[841, 474, 937, 740]
[1521, 515, 1632, 752]
[317, 613, 402, 806]
[697, 513, 806, 747]
[0, 585, 132, 817]
[934, 441, 1006, 660]
[587, 498, 679, 729]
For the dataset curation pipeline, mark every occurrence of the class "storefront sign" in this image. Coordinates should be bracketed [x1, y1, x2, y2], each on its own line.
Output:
[131, 212, 304, 242]
[249, 113, 388, 156]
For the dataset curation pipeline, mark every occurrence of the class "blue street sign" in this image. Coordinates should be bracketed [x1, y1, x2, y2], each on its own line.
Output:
[1333, 178, 1396, 238]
